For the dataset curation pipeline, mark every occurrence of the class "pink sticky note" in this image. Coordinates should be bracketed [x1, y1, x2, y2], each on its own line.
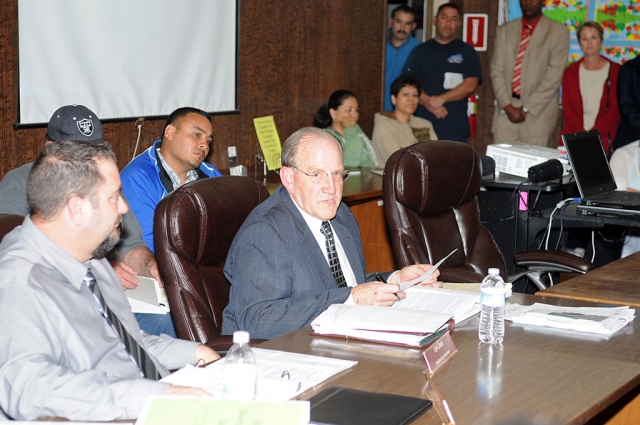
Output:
[519, 191, 528, 211]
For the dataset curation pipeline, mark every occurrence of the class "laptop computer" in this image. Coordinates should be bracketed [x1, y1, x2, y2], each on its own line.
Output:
[562, 130, 640, 218]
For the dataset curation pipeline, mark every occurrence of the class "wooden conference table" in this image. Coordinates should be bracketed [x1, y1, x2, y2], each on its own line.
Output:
[260, 292, 640, 425]
[539, 250, 640, 308]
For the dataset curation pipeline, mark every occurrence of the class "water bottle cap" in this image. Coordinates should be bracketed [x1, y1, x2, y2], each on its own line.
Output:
[233, 331, 250, 344]
[488, 268, 500, 276]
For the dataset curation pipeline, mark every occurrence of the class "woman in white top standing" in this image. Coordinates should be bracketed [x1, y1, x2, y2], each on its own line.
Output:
[560, 22, 620, 154]
[372, 75, 438, 164]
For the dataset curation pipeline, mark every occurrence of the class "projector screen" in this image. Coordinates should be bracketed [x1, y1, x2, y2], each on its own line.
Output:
[18, 0, 237, 124]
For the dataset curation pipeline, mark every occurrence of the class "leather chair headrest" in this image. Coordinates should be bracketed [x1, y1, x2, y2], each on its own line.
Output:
[388, 141, 481, 215]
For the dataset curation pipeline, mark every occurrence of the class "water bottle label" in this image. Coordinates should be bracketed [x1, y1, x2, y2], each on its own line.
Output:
[481, 290, 506, 307]
[223, 363, 257, 400]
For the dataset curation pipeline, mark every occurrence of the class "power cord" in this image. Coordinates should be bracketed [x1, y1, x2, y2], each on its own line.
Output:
[544, 197, 580, 250]
[131, 118, 144, 162]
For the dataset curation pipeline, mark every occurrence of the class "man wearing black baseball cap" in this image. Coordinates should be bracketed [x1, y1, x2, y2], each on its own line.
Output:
[0, 105, 176, 337]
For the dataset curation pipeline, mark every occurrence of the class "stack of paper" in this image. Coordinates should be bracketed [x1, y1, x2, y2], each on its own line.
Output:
[162, 348, 357, 401]
[506, 303, 636, 336]
[393, 286, 480, 323]
[310, 304, 453, 347]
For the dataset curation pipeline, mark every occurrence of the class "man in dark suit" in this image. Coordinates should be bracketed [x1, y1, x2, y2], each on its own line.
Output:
[222, 127, 440, 340]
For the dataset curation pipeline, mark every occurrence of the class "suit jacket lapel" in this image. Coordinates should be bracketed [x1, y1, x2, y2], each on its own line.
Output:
[521, 16, 550, 88]
[280, 187, 346, 290]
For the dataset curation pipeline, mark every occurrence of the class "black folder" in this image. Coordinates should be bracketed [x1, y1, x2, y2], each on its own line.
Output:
[309, 386, 432, 425]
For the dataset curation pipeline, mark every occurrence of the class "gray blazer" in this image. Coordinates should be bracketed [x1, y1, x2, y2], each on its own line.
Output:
[490, 15, 570, 139]
[222, 185, 381, 339]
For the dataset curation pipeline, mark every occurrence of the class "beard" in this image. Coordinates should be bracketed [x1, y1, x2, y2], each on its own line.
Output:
[92, 226, 122, 260]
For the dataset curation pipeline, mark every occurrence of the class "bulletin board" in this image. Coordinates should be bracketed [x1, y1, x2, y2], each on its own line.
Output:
[500, 0, 640, 63]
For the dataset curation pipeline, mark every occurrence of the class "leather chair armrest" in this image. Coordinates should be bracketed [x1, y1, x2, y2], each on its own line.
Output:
[204, 337, 267, 353]
[514, 250, 594, 274]
[439, 267, 485, 284]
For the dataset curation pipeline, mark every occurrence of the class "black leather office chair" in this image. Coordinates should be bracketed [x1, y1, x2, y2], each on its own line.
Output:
[382, 141, 594, 290]
[154, 176, 270, 350]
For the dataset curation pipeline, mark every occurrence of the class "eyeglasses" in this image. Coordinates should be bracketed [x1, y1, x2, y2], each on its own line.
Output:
[291, 166, 350, 183]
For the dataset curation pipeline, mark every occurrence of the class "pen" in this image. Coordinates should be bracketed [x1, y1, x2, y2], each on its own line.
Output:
[375, 272, 387, 283]
[196, 357, 222, 368]
[376, 272, 401, 300]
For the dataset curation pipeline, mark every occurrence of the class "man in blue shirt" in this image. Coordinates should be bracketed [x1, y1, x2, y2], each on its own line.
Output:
[121, 107, 222, 253]
[403, 3, 482, 143]
[384, 5, 421, 111]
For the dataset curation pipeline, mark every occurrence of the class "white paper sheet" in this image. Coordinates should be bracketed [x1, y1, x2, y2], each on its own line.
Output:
[398, 249, 457, 291]
[162, 348, 357, 401]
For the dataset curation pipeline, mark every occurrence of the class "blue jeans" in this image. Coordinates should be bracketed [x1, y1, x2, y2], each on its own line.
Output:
[134, 312, 177, 338]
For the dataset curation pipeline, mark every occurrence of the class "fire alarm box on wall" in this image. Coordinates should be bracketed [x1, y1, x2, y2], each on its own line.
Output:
[463, 14, 488, 51]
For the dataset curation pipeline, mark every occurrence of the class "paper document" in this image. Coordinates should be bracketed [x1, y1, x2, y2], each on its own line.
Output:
[253, 115, 282, 170]
[398, 249, 457, 291]
[312, 325, 450, 348]
[312, 304, 452, 334]
[506, 303, 635, 336]
[393, 287, 480, 323]
[311, 304, 453, 347]
[136, 397, 309, 425]
[162, 348, 357, 401]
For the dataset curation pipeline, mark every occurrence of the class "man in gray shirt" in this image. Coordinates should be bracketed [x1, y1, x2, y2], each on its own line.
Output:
[0, 140, 218, 421]
[0, 105, 175, 337]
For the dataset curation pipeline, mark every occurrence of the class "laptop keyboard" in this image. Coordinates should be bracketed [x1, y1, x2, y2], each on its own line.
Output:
[591, 192, 623, 202]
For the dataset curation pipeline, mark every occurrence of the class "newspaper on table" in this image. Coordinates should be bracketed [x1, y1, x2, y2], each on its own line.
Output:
[505, 303, 635, 336]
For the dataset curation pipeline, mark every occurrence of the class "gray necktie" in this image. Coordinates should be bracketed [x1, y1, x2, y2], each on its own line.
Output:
[84, 269, 160, 380]
[320, 221, 347, 288]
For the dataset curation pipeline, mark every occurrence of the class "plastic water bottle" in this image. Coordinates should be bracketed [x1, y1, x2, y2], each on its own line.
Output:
[478, 268, 506, 344]
[222, 331, 257, 400]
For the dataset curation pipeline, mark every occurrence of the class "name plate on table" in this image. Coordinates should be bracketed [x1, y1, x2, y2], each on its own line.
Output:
[423, 332, 457, 375]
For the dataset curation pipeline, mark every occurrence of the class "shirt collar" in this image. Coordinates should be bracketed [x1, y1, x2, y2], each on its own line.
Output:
[523, 14, 542, 31]
[20, 216, 91, 291]
[290, 197, 325, 234]
[156, 148, 198, 190]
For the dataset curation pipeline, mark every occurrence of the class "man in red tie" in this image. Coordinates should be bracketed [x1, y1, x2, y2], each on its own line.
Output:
[490, 0, 569, 146]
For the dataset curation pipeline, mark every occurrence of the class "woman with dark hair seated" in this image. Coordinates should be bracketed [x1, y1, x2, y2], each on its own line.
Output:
[372, 75, 438, 164]
[313, 90, 378, 167]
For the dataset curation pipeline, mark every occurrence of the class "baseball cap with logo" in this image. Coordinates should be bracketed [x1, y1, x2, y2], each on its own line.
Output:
[46, 104, 104, 142]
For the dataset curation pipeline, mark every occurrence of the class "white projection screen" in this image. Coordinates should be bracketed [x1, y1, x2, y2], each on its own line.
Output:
[18, 0, 237, 124]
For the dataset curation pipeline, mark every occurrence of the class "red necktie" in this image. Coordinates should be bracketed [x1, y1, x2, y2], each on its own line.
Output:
[511, 24, 533, 96]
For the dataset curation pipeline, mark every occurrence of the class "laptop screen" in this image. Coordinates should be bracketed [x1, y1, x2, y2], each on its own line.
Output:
[562, 130, 618, 198]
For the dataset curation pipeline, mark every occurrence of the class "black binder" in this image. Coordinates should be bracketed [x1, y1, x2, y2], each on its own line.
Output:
[309, 386, 432, 425]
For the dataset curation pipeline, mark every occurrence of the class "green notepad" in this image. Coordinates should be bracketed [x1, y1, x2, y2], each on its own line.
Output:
[309, 386, 431, 425]
[137, 397, 310, 425]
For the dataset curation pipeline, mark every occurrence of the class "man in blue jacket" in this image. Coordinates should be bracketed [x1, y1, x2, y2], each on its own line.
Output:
[121, 107, 222, 252]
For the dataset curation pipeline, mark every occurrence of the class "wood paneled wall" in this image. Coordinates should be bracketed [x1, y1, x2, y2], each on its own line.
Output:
[462, 0, 499, 155]
[0, 0, 386, 178]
